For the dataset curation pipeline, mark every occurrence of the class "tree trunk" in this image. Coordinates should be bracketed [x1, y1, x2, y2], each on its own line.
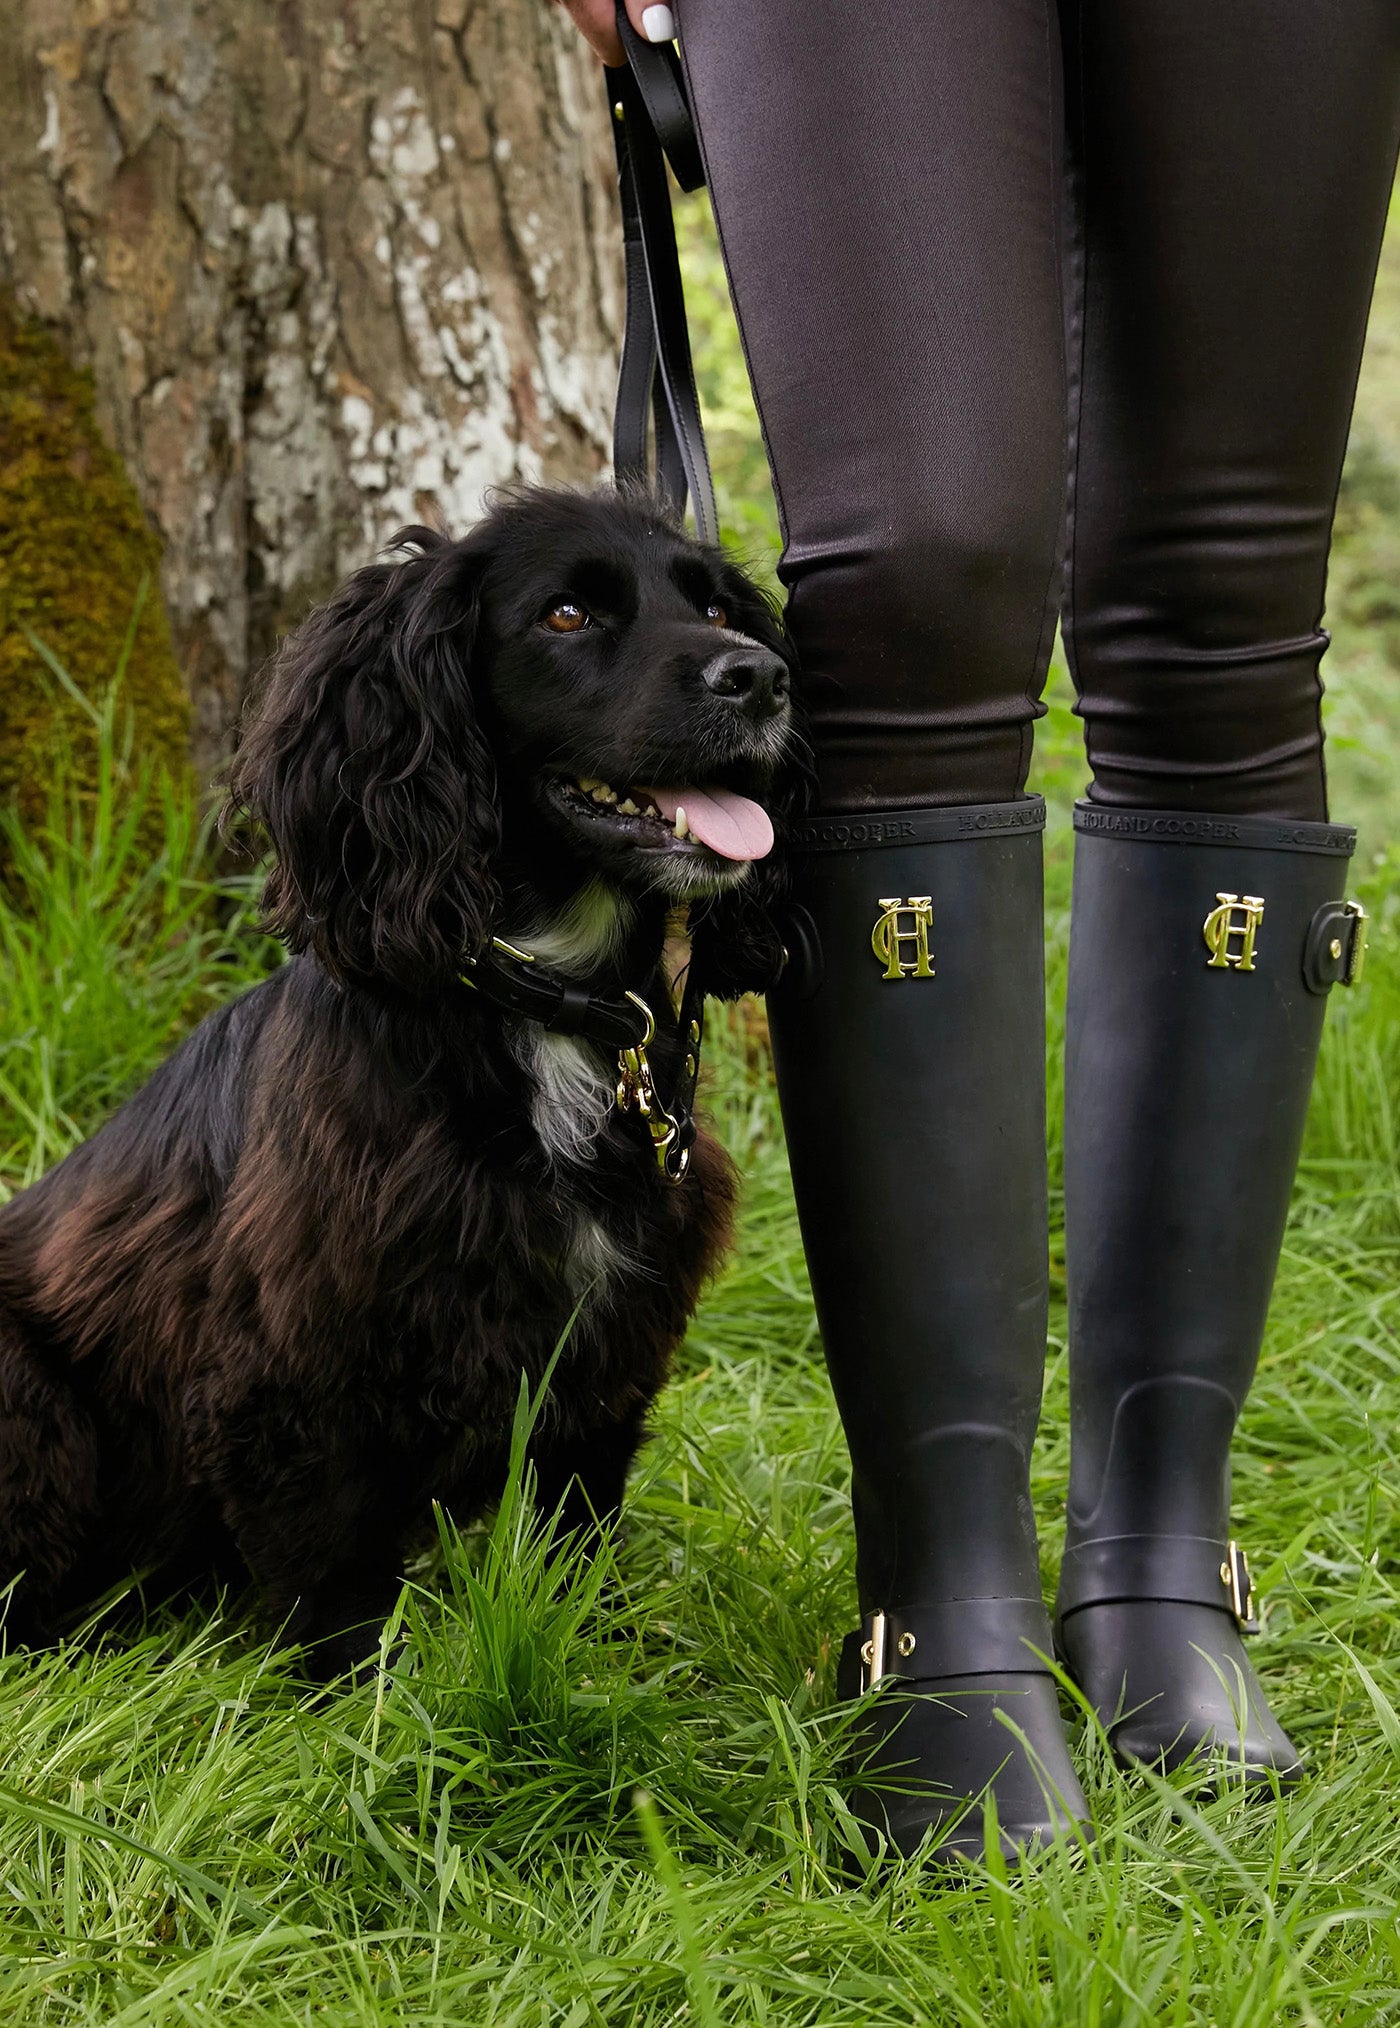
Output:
[0, 0, 622, 784]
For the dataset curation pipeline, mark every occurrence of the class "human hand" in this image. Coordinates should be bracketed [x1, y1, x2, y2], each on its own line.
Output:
[551, 0, 676, 69]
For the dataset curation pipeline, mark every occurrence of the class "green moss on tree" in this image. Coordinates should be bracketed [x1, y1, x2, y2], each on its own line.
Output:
[0, 295, 191, 859]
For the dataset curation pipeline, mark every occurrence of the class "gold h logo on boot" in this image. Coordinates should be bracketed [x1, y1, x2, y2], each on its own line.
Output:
[1202, 892, 1264, 972]
[871, 897, 935, 980]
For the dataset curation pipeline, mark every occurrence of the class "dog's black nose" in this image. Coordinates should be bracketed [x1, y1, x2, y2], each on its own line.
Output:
[701, 647, 790, 721]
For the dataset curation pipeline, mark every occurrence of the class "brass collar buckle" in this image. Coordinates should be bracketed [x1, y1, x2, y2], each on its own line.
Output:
[1221, 1540, 1261, 1634]
[615, 991, 691, 1186]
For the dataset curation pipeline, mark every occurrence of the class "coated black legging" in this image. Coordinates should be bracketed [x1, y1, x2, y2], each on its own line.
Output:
[677, 2, 1400, 819]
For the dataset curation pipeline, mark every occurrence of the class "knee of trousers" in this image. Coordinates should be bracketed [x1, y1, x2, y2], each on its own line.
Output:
[785, 508, 1062, 810]
[1066, 612, 1331, 820]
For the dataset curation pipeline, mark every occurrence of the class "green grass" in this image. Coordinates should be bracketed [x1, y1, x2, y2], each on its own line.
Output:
[3, 186, 1400, 2028]
[1, 696, 1399, 2026]
[0, 658, 280, 1190]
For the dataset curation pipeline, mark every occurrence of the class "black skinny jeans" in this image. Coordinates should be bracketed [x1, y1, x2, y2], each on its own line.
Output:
[678, 2, 1400, 820]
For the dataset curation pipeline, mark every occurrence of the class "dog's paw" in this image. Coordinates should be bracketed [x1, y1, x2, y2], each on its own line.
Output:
[303, 1630, 389, 1686]
[286, 1602, 401, 1685]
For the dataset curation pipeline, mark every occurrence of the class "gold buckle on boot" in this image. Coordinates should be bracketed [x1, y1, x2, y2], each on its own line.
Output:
[858, 1610, 919, 1689]
[1220, 1541, 1261, 1633]
[859, 1611, 888, 1689]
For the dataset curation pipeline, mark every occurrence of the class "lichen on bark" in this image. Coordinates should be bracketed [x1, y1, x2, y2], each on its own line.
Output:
[0, 294, 191, 852]
[0, 0, 621, 787]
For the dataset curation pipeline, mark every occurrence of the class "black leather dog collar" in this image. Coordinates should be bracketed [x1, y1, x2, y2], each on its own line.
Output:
[460, 938, 705, 1185]
[461, 937, 652, 1051]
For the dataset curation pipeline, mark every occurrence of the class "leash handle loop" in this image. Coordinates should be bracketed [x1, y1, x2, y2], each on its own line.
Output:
[614, 10, 704, 191]
[605, 7, 717, 546]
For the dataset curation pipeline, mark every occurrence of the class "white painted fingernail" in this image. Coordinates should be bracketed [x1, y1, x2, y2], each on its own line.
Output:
[640, 5, 676, 43]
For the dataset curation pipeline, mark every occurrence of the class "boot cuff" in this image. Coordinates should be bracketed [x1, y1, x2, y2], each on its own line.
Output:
[790, 796, 1045, 855]
[1073, 802, 1355, 858]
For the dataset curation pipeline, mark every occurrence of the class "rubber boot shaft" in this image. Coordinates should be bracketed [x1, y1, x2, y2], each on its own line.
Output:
[1057, 802, 1360, 1774]
[769, 800, 1087, 1858]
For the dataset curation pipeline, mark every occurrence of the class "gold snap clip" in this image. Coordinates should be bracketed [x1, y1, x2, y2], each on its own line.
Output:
[615, 992, 690, 1185]
[860, 1611, 889, 1688]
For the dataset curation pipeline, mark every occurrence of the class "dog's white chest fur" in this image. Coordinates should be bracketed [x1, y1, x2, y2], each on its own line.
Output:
[519, 1029, 615, 1167]
[507, 878, 634, 1174]
[564, 1214, 631, 1301]
[503, 881, 646, 1298]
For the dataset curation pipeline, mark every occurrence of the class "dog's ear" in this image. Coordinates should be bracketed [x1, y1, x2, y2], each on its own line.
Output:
[230, 526, 500, 992]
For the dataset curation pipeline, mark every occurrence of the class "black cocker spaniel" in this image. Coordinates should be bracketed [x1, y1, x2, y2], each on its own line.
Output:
[0, 485, 803, 1672]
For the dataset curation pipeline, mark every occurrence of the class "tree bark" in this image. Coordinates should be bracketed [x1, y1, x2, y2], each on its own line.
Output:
[0, 0, 622, 783]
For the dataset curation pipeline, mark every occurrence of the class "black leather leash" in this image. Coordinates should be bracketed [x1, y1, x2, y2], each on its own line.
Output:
[604, 6, 717, 545]
[457, 22, 719, 1185]
[460, 935, 706, 1186]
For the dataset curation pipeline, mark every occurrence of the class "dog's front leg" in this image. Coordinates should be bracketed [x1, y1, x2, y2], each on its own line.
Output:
[529, 1404, 649, 1551]
[192, 1371, 407, 1677]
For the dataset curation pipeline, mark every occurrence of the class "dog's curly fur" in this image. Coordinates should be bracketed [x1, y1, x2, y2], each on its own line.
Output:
[0, 486, 803, 1671]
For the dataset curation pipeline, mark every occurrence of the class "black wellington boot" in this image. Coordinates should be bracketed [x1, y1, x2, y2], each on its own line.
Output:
[1056, 803, 1366, 1779]
[767, 798, 1089, 1863]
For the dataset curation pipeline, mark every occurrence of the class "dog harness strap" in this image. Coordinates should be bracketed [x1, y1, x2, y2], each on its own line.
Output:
[670, 966, 705, 1133]
[605, 10, 717, 545]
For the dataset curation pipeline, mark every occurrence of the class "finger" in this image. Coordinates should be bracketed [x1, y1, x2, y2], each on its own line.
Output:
[626, 2, 678, 44]
[553, 0, 625, 67]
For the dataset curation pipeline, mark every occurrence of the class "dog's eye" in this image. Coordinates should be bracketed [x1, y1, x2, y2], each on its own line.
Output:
[543, 600, 591, 634]
[706, 602, 728, 629]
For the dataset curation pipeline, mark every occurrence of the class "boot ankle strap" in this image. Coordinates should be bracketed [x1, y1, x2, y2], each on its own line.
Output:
[1056, 1534, 1260, 1633]
[842, 1596, 1056, 1692]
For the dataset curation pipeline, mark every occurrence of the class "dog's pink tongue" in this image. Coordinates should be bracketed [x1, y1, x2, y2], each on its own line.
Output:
[647, 787, 774, 861]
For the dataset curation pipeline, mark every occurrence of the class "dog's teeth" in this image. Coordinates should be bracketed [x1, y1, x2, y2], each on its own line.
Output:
[590, 786, 611, 804]
[617, 797, 639, 816]
[600, 786, 618, 803]
[674, 804, 690, 840]
[577, 775, 601, 792]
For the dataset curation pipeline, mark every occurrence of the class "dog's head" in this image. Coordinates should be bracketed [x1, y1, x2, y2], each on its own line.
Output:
[230, 486, 806, 995]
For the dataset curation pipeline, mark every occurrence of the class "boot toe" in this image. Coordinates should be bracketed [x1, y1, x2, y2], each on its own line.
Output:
[1060, 1599, 1302, 1782]
[850, 1672, 1092, 1865]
